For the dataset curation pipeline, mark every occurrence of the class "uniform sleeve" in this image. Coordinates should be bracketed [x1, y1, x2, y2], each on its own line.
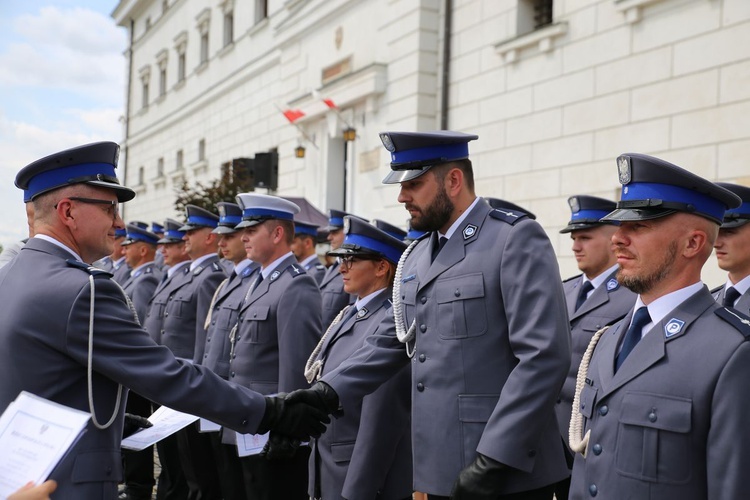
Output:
[707, 340, 750, 499]
[478, 219, 571, 472]
[193, 269, 227, 363]
[276, 275, 322, 392]
[65, 276, 266, 434]
[323, 305, 411, 411]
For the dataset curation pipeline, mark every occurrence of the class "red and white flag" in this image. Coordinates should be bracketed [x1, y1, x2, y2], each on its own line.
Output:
[282, 108, 305, 123]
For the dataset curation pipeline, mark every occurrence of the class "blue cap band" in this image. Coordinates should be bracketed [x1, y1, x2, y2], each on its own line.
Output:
[126, 232, 159, 245]
[344, 233, 403, 264]
[622, 182, 728, 222]
[725, 201, 750, 217]
[24, 162, 117, 202]
[242, 208, 294, 221]
[164, 229, 185, 240]
[219, 214, 242, 225]
[329, 216, 344, 227]
[115, 228, 127, 237]
[187, 215, 219, 228]
[295, 225, 318, 237]
[390, 142, 469, 168]
[570, 209, 611, 222]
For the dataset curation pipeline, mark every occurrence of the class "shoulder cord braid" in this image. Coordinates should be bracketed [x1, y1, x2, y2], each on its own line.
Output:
[392, 239, 420, 358]
[86, 276, 139, 430]
[204, 278, 229, 330]
[569, 325, 609, 458]
[304, 305, 351, 384]
[229, 273, 263, 360]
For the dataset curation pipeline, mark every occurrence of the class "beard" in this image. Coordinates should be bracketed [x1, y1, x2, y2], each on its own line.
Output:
[617, 241, 678, 295]
[408, 183, 454, 232]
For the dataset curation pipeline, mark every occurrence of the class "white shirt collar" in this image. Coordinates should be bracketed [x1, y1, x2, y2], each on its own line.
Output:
[130, 262, 152, 274]
[439, 197, 481, 240]
[261, 252, 294, 279]
[354, 287, 387, 311]
[189, 253, 216, 271]
[34, 235, 83, 262]
[726, 274, 750, 297]
[167, 260, 190, 278]
[300, 254, 320, 269]
[234, 259, 254, 276]
[631, 281, 704, 339]
[584, 263, 620, 289]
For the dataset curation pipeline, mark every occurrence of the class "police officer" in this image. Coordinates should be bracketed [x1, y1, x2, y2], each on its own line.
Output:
[320, 209, 365, 328]
[712, 182, 750, 314]
[143, 218, 192, 500]
[229, 193, 324, 499]
[568, 154, 750, 500]
[285, 131, 571, 499]
[94, 226, 128, 279]
[305, 216, 412, 500]
[555, 196, 636, 500]
[201, 201, 260, 500]
[119, 223, 164, 500]
[151, 221, 166, 270]
[0, 142, 329, 499]
[293, 219, 327, 284]
[372, 218, 408, 241]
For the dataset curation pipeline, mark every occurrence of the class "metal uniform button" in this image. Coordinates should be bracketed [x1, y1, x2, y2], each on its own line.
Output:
[648, 412, 657, 422]
[241, 419, 247, 426]
[589, 484, 598, 497]
[420, 296, 427, 304]
[417, 383, 424, 392]
[599, 405, 608, 416]
[231, 372, 236, 377]
[592, 443, 602, 455]
[420, 324, 427, 333]
[454, 289, 460, 297]
[418, 353, 426, 362]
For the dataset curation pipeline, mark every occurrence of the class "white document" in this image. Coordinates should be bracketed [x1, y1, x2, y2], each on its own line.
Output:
[235, 431, 269, 457]
[199, 418, 220, 433]
[121, 406, 199, 451]
[0, 391, 90, 499]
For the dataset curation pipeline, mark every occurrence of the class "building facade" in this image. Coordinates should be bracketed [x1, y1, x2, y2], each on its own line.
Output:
[112, 0, 750, 282]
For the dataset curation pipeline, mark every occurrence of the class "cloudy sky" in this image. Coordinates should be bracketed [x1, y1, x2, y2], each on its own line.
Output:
[0, 0, 126, 247]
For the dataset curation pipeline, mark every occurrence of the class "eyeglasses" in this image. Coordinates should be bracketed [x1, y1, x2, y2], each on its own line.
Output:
[337, 255, 379, 270]
[60, 197, 120, 220]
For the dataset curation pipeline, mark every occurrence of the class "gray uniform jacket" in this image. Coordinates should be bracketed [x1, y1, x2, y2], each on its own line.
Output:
[570, 287, 750, 500]
[304, 258, 327, 285]
[309, 290, 412, 500]
[324, 200, 571, 496]
[0, 238, 266, 499]
[112, 257, 131, 285]
[0, 239, 25, 270]
[154, 255, 226, 363]
[228, 254, 322, 395]
[201, 263, 260, 378]
[320, 265, 354, 329]
[93, 255, 114, 272]
[557, 272, 635, 449]
[712, 284, 750, 315]
[143, 264, 191, 344]
[121, 262, 163, 323]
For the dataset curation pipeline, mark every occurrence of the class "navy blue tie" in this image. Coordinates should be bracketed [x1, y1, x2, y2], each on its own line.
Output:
[575, 281, 594, 311]
[615, 307, 651, 373]
[724, 287, 741, 308]
[432, 236, 448, 262]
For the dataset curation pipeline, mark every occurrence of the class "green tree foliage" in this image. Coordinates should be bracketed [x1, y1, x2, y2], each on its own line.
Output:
[173, 165, 254, 215]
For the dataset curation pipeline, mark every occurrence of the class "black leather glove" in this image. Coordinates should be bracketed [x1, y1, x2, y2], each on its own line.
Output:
[257, 395, 330, 440]
[285, 381, 340, 414]
[260, 432, 301, 460]
[122, 413, 152, 438]
[450, 453, 507, 499]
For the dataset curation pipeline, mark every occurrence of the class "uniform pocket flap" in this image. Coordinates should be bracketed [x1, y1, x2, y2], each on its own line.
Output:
[579, 384, 597, 418]
[72, 450, 122, 483]
[400, 280, 418, 306]
[173, 290, 194, 302]
[620, 392, 692, 432]
[458, 394, 499, 423]
[221, 296, 243, 309]
[331, 441, 355, 463]
[436, 274, 485, 304]
[579, 316, 607, 332]
[244, 305, 270, 321]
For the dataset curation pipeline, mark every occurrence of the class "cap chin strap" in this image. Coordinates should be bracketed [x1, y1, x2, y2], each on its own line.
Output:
[304, 305, 351, 384]
[392, 239, 420, 358]
[87, 275, 139, 430]
[569, 325, 609, 458]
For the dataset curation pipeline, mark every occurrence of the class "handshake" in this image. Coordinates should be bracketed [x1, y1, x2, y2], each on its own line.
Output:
[257, 381, 339, 459]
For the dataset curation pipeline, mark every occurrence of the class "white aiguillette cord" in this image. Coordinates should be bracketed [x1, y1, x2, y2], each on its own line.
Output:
[569, 326, 609, 458]
[392, 239, 419, 358]
[86, 275, 140, 430]
[304, 306, 350, 384]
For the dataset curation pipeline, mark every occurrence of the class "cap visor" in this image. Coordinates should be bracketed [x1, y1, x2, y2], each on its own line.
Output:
[86, 181, 136, 202]
[721, 218, 750, 229]
[382, 166, 432, 185]
[212, 225, 238, 234]
[158, 238, 183, 244]
[235, 219, 264, 229]
[559, 221, 613, 234]
[601, 208, 677, 222]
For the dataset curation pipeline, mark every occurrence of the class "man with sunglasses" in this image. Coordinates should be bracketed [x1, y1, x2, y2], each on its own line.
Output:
[0, 142, 331, 499]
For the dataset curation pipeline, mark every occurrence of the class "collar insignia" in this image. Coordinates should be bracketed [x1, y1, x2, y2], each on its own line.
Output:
[664, 318, 685, 338]
[463, 224, 478, 240]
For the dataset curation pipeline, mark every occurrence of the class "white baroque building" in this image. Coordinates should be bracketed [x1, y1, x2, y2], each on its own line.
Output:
[112, 0, 750, 282]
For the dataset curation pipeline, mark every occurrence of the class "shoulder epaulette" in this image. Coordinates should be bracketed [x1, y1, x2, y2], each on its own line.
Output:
[193, 261, 223, 276]
[715, 307, 750, 339]
[286, 263, 307, 278]
[211, 262, 223, 272]
[67, 259, 113, 277]
[315, 264, 326, 271]
[563, 273, 583, 283]
[489, 208, 528, 225]
[709, 284, 724, 295]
